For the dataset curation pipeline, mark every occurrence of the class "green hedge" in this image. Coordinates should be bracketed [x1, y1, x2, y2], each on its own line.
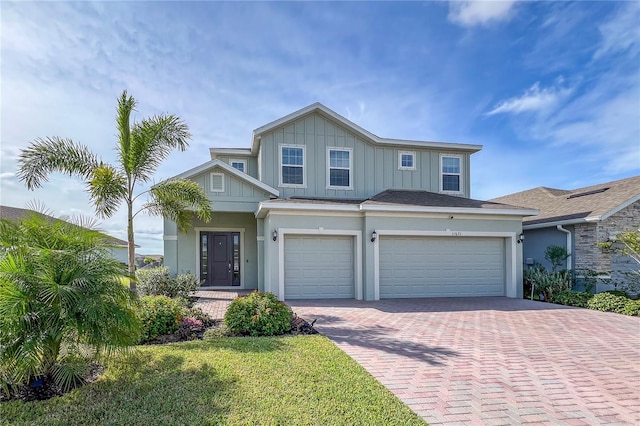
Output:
[139, 295, 184, 342]
[224, 291, 292, 336]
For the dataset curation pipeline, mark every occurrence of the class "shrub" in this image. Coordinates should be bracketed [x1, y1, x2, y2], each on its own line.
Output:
[586, 292, 629, 314]
[552, 290, 593, 308]
[181, 317, 204, 329]
[622, 300, 640, 316]
[604, 289, 628, 298]
[183, 306, 215, 327]
[138, 295, 183, 342]
[525, 267, 572, 302]
[203, 325, 231, 339]
[136, 267, 199, 299]
[224, 291, 292, 336]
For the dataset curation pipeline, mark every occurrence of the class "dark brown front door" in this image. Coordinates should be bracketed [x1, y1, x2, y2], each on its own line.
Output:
[200, 232, 241, 287]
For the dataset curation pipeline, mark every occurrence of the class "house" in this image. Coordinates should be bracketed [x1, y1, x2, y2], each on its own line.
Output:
[163, 103, 537, 300]
[491, 176, 640, 291]
[0, 205, 132, 265]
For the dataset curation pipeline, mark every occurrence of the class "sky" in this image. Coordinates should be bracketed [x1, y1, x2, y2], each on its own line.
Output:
[1, 1, 639, 254]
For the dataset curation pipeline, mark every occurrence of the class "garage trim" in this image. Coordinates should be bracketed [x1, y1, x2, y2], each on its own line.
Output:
[278, 228, 363, 300]
[373, 230, 517, 300]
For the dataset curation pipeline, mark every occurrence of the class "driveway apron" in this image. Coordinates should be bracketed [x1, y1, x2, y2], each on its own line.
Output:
[286, 297, 640, 425]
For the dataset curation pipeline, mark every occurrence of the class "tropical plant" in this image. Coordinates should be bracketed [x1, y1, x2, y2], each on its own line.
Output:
[138, 295, 183, 343]
[17, 90, 212, 291]
[136, 267, 199, 299]
[545, 245, 570, 272]
[0, 212, 140, 395]
[524, 267, 572, 302]
[599, 228, 640, 295]
[551, 290, 593, 308]
[224, 291, 292, 336]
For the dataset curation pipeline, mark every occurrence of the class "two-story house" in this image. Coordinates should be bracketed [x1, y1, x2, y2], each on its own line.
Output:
[164, 103, 536, 300]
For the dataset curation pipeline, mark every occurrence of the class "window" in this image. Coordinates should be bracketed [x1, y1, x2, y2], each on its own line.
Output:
[398, 151, 416, 170]
[210, 172, 224, 192]
[230, 159, 246, 173]
[280, 145, 305, 186]
[327, 148, 352, 189]
[440, 155, 462, 193]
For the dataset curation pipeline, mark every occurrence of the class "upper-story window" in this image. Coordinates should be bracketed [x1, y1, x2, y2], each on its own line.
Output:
[327, 147, 352, 189]
[440, 154, 462, 193]
[230, 159, 246, 173]
[280, 145, 305, 187]
[398, 151, 416, 170]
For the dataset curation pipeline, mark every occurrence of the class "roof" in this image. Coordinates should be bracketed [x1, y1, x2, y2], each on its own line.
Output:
[0, 205, 131, 247]
[489, 175, 640, 227]
[242, 102, 483, 155]
[256, 190, 537, 218]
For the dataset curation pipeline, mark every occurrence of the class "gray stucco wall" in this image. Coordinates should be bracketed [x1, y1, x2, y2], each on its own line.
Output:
[257, 112, 472, 199]
[522, 226, 575, 272]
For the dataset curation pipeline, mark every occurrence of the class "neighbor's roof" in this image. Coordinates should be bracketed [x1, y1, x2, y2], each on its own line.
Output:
[0, 205, 131, 247]
[255, 190, 537, 218]
[489, 175, 640, 227]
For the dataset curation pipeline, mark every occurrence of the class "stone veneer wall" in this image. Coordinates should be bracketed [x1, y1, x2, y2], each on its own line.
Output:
[574, 201, 639, 289]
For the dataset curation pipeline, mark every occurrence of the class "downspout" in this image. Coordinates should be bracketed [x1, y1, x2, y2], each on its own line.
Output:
[557, 225, 572, 271]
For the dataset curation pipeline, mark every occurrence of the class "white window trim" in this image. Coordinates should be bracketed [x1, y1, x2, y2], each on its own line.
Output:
[326, 147, 353, 190]
[210, 172, 225, 193]
[229, 159, 247, 173]
[278, 144, 306, 188]
[439, 153, 463, 194]
[398, 150, 416, 171]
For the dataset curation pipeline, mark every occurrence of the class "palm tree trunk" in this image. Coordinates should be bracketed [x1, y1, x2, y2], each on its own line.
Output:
[127, 200, 136, 292]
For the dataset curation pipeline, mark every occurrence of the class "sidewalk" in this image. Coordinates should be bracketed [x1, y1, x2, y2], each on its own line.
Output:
[193, 289, 251, 319]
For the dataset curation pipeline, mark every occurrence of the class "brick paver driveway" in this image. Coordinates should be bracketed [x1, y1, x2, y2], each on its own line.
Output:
[287, 297, 640, 425]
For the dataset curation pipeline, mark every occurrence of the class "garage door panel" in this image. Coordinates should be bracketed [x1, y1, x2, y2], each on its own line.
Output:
[380, 236, 505, 298]
[285, 235, 355, 299]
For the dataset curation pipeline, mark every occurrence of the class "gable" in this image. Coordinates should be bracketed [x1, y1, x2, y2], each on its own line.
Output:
[190, 166, 275, 202]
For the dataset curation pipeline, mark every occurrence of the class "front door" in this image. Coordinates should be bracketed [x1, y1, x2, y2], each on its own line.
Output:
[200, 232, 241, 287]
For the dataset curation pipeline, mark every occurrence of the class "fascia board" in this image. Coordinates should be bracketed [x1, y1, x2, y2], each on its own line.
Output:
[361, 204, 538, 216]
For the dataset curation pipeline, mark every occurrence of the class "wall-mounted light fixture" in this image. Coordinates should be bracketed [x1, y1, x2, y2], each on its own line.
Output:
[371, 230, 378, 243]
[272, 229, 278, 242]
[517, 232, 525, 244]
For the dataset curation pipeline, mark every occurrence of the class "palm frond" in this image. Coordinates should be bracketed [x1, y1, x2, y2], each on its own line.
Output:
[116, 91, 137, 176]
[144, 179, 211, 231]
[128, 114, 191, 183]
[17, 137, 100, 190]
[87, 164, 127, 218]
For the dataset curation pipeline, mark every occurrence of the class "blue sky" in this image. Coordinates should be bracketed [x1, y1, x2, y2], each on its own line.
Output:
[1, 1, 639, 254]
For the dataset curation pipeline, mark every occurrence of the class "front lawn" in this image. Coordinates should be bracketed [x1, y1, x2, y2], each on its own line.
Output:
[1, 336, 426, 425]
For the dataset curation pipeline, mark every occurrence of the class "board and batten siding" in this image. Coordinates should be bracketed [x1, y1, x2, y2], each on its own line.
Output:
[210, 155, 259, 180]
[188, 169, 272, 213]
[258, 112, 471, 199]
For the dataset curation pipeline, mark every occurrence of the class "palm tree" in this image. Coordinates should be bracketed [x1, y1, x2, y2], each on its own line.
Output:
[17, 91, 211, 291]
[0, 211, 140, 393]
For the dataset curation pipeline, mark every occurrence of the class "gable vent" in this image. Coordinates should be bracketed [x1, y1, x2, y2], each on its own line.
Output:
[566, 187, 609, 199]
[210, 173, 225, 192]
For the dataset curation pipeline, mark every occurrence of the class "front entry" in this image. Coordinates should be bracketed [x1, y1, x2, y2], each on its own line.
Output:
[200, 232, 241, 287]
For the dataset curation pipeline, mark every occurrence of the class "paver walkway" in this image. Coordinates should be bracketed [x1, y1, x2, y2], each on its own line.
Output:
[287, 297, 640, 426]
[194, 290, 251, 319]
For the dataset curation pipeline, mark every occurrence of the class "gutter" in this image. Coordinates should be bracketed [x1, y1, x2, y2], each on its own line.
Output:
[556, 225, 572, 270]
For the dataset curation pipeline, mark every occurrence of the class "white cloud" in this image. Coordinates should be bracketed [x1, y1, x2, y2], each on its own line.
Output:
[486, 82, 572, 116]
[593, 2, 640, 60]
[448, 1, 517, 27]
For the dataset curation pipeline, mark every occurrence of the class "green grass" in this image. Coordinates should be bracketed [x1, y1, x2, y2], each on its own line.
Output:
[1, 336, 426, 425]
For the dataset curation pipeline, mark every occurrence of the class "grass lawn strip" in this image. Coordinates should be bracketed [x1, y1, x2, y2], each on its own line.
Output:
[1, 335, 426, 425]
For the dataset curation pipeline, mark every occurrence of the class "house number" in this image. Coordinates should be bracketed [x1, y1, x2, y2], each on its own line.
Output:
[451, 232, 463, 236]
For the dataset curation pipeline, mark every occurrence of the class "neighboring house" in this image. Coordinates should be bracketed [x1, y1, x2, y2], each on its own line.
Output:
[0, 205, 133, 265]
[164, 103, 536, 300]
[491, 176, 640, 291]
[135, 254, 164, 270]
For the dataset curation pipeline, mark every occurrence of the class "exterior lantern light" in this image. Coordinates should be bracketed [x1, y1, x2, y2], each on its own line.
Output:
[272, 229, 278, 242]
[371, 230, 378, 243]
[517, 233, 525, 244]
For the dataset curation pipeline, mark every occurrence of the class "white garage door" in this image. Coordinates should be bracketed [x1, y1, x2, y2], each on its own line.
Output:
[284, 235, 355, 299]
[379, 236, 505, 298]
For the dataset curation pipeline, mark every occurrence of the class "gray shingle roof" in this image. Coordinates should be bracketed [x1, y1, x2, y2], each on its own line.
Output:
[490, 175, 640, 225]
[364, 190, 528, 210]
[0, 205, 130, 247]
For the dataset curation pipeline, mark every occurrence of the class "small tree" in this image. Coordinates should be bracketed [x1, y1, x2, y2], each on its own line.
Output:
[600, 228, 640, 294]
[17, 91, 211, 291]
[0, 212, 140, 394]
[545, 245, 569, 272]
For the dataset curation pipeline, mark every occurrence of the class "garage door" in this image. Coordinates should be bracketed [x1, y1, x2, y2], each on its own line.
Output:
[284, 235, 355, 299]
[379, 236, 505, 298]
